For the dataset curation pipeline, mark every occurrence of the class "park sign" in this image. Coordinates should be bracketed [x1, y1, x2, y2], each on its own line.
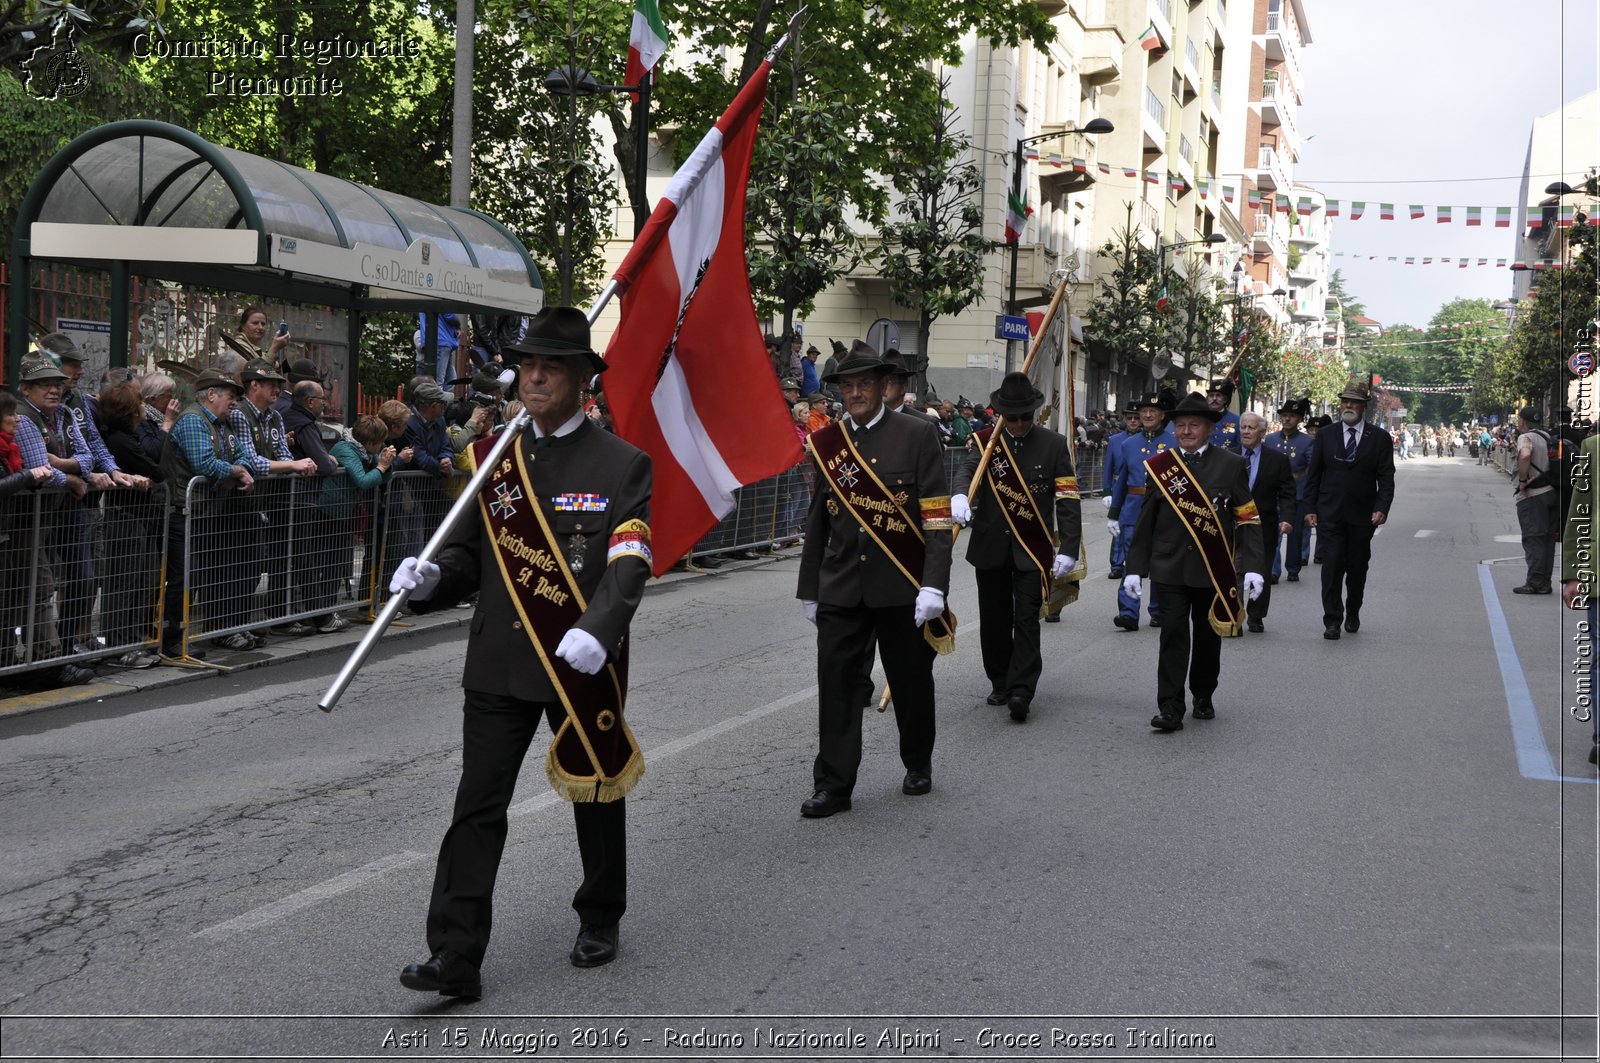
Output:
[996, 314, 1031, 342]
[269, 235, 546, 315]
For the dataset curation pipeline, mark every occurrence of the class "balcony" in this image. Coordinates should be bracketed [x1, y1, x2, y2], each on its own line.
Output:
[1142, 86, 1167, 152]
[1252, 219, 1286, 260]
[1263, 9, 1305, 95]
[1080, 24, 1124, 85]
[1257, 77, 1300, 154]
[1288, 256, 1319, 284]
[1254, 145, 1287, 191]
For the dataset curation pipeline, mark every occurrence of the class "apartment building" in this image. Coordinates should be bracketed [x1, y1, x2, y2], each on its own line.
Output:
[1510, 89, 1597, 303]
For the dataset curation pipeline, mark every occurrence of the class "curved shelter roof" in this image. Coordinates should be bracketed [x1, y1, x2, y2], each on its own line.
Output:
[13, 120, 544, 316]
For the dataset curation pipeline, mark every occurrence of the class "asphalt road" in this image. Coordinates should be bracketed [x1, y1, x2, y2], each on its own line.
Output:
[0, 453, 1594, 1062]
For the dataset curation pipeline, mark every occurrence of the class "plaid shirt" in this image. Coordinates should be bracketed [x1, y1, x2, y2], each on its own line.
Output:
[228, 402, 292, 475]
[170, 406, 237, 482]
[14, 399, 91, 487]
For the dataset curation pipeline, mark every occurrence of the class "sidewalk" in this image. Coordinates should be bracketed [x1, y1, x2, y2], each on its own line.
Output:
[0, 549, 797, 720]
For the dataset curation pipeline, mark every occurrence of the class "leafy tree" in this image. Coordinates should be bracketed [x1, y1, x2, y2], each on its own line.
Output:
[877, 78, 989, 399]
[473, 0, 619, 306]
[1085, 206, 1165, 374]
[1497, 174, 1598, 413]
[747, 91, 861, 350]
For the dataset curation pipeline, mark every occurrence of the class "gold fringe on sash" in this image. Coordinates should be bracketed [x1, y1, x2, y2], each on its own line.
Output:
[547, 739, 645, 803]
[922, 608, 958, 655]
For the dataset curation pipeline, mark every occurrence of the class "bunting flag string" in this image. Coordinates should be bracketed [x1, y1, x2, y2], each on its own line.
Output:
[1015, 156, 1593, 227]
[1338, 336, 1500, 351]
[1327, 253, 1569, 270]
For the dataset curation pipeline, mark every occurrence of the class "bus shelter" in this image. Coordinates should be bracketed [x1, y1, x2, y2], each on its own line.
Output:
[7, 119, 544, 421]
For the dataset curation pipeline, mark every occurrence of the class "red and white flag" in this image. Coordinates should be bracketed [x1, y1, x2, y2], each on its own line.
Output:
[602, 62, 802, 575]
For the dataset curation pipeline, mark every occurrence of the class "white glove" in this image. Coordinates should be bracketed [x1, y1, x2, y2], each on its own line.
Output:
[389, 557, 441, 600]
[1243, 572, 1264, 601]
[1106, 518, 1121, 537]
[1052, 554, 1074, 578]
[913, 587, 945, 625]
[1100, 494, 1114, 510]
[1122, 574, 1142, 599]
[802, 600, 817, 625]
[950, 493, 972, 526]
[555, 628, 608, 675]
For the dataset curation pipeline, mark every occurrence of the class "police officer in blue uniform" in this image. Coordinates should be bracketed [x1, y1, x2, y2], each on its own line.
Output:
[1106, 390, 1175, 631]
[1264, 397, 1314, 583]
[1207, 380, 1242, 453]
[1101, 402, 1140, 580]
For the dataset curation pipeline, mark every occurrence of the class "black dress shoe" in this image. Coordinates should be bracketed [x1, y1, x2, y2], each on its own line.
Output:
[1107, 566, 1125, 580]
[901, 769, 932, 795]
[1323, 624, 1341, 640]
[1112, 615, 1138, 632]
[1344, 614, 1360, 633]
[1044, 612, 1061, 623]
[800, 789, 851, 818]
[570, 924, 618, 968]
[1511, 583, 1552, 595]
[1247, 619, 1264, 633]
[1269, 574, 1279, 585]
[1286, 572, 1299, 582]
[1148, 616, 1163, 628]
[986, 689, 1008, 706]
[1006, 694, 1029, 722]
[1150, 710, 1184, 732]
[1590, 745, 1599, 765]
[1191, 698, 1215, 720]
[400, 949, 481, 997]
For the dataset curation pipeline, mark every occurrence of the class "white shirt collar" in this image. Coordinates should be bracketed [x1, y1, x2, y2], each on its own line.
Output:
[844, 404, 886, 431]
[1184, 443, 1209, 457]
[530, 409, 587, 440]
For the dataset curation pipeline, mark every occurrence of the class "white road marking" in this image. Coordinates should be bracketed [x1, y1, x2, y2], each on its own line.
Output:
[1495, 534, 1522, 543]
[197, 621, 982, 937]
[194, 851, 427, 938]
[1414, 529, 1436, 538]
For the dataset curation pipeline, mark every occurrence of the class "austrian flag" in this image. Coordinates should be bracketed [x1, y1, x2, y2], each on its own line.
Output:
[602, 62, 802, 575]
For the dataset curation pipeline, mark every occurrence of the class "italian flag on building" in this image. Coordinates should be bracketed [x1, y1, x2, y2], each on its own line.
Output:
[1137, 21, 1162, 50]
[1005, 188, 1033, 244]
[625, 0, 669, 102]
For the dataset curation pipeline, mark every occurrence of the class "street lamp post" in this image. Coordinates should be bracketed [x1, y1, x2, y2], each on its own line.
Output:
[544, 64, 654, 237]
[1006, 118, 1113, 370]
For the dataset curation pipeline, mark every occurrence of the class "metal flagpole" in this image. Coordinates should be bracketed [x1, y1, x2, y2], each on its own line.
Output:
[318, 288, 620, 712]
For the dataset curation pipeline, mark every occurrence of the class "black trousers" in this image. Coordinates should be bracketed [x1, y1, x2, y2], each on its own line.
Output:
[975, 564, 1043, 700]
[1153, 582, 1222, 713]
[815, 602, 936, 794]
[426, 690, 626, 967]
[1246, 525, 1275, 622]
[1318, 520, 1377, 626]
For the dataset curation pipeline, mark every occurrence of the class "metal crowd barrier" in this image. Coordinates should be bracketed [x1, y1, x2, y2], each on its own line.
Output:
[939, 442, 1109, 498]
[1, 445, 1117, 681]
[0, 483, 170, 678]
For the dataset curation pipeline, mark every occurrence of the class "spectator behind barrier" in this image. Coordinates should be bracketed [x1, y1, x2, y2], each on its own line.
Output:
[94, 380, 165, 668]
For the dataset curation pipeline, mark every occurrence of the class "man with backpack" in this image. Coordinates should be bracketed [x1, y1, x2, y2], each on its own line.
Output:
[1513, 405, 1559, 595]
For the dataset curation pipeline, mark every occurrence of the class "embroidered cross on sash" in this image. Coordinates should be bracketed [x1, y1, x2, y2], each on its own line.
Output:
[975, 427, 1059, 610]
[1143, 448, 1245, 638]
[474, 436, 644, 802]
[807, 423, 956, 654]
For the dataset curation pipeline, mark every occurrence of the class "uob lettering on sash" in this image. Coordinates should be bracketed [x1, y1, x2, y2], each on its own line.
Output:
[1144, 449, 1245, 638]
[807, 424, 956, 653]
[475, 436, 643, 802]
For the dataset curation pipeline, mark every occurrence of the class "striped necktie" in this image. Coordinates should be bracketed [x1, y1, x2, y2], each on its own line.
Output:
[1344, 427, 1357, 461]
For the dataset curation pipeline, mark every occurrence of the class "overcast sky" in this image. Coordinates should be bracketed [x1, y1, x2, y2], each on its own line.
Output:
[1295, 0, 1598, 327]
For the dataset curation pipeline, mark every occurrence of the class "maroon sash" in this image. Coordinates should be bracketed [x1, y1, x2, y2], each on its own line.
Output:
[808, 423, 956, 654]
[476, 437, 643, 802]
[975, 427, 1056, 604]
[1143, 448, 1245, 638]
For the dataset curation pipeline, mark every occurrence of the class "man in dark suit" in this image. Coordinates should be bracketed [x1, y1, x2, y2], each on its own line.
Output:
[1239, 412, 1295, 633]
[390, 306, 652, 993]
[1302, 377, 1396, 640]
[797, 341, 953, 816]
[949, 373, 1081, 721]
[1124, 392, 1265, 731]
